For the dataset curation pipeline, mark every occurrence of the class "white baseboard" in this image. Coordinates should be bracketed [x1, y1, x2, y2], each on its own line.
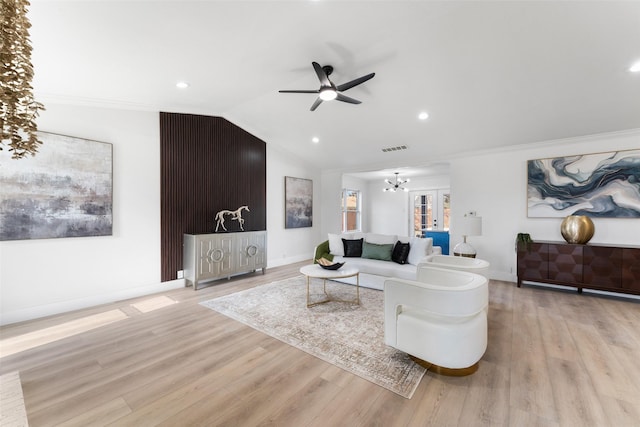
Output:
[0, 279, 186, 326]
[489, 271, 517, 283]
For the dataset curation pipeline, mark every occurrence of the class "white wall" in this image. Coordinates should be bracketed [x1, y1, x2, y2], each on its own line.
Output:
[0, 103, 321, 324]
[449, 130, 640, 281]
[322, 130, 639, 282]
[266, 144, 322, 267]
[367, 174, 451, 236]
[367, 186, 409, 236]
[320, 170, 343, 237]
[2, 103, 637, 324]
[0, 104, 170, 324]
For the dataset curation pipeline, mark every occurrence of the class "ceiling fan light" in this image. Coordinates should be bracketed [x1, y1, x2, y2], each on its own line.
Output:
[319, 88, 337, 101]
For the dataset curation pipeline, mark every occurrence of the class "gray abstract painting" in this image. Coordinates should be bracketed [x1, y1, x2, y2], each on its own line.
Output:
[285, 176, 312, 228]
[527, 149, 640, 218]
[0, 132, 113, 240]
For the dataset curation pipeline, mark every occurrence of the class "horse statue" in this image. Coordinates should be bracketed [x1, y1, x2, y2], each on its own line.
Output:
[215, 205, 250, 232]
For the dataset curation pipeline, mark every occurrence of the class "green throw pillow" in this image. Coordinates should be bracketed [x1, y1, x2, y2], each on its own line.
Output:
[361, 241, 393, 261]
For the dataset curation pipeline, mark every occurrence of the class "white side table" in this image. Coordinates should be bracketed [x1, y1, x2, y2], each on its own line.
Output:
[299, 264, 360, 307]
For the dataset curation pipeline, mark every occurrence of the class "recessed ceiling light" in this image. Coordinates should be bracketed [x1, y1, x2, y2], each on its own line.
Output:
[418, 111, 429, 120]
[176, 81, 190, 89]
[312, 137, 320, 143]
[630, 60, 640, 73]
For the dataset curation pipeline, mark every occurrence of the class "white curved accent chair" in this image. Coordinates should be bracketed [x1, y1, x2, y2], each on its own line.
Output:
[384, 266, 488, 375]
[418, 254, 490, 278]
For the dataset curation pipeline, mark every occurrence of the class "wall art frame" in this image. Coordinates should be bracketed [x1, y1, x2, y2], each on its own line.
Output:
[527, 148, 640, 218]
[285, 176, 313, 228]
[0, 131, 113, 241]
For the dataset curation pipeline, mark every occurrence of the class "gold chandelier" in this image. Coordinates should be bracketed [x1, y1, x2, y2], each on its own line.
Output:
[1, 0, 45, 159]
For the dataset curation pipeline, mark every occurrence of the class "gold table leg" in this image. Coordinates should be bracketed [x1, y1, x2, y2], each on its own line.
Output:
[305, 273, 360, 307]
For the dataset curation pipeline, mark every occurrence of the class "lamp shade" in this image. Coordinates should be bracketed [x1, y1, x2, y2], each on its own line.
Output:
[466, 216, 482, 237]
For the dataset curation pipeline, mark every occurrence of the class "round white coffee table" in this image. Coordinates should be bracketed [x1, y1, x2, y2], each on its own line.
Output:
[299, 264, 360, 307]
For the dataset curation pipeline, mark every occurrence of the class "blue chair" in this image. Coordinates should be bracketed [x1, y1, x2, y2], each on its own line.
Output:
[424, 231, 450, 255]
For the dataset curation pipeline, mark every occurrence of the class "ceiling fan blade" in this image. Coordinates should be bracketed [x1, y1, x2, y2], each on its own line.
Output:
[336, 72, 375, 92]
[310, 97, 323, 111]
[279, 89, 320, 93]
[336, 93, 361, 104]
[312, 62, 332, 87]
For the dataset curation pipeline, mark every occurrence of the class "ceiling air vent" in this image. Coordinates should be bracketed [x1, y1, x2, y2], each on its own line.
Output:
[381, 145, 408, 153]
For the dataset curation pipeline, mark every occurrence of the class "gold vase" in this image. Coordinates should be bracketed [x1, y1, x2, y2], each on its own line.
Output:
[560, 215, 594, 244]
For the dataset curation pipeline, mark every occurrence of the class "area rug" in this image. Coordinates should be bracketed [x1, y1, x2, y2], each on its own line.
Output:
[200, 276, 426, 398]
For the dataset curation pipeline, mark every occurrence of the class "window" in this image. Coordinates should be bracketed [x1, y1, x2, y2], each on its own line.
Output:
[341, 189, 361, 232]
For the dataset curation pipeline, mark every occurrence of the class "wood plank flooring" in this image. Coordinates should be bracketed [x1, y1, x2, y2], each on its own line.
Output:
[1, 261, 639, 426]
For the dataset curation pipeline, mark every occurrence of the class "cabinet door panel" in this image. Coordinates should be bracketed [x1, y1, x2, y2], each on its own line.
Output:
[237, 234, 254, 270]
[583, 246, 622, 289]
[622, 248, 640, 292]
[548, 244, 582, 284]
[237, 231, 267, 271]
[517, 243, 548, 282]
[198, 235, 234, 278]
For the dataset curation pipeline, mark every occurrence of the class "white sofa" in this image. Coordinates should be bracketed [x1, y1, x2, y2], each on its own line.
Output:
[313, 232, 442, 290]
[384, 266, 488, 374]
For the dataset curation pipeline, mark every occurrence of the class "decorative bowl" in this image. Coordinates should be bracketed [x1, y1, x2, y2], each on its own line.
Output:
[560, 215, 594, 244]
[318, 262, 344, 270]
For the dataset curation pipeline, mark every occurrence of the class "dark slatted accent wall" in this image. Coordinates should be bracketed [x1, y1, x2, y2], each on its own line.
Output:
[160, 112, 267, 282]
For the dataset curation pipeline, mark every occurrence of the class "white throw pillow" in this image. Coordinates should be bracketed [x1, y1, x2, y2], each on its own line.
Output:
[365, 233, 397, 245]
[407, 237, 433, 265]
[328, 233, 345, 256]
[351, 232, 365, 240]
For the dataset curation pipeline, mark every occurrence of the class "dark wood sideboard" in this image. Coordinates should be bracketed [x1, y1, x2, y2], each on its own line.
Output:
[517, 241, 640, 296]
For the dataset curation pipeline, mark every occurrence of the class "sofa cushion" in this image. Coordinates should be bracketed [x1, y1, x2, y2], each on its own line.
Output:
[333, 256, 417, 281]
[342, 238, 364, 257]
[365, 233, 397, 245]
[329, 232, 365, 255]
[407, 237, 433, 265]
[361, 241, 393, 261]
[328, 233, 347, 256]
[391, 241, 411, 264]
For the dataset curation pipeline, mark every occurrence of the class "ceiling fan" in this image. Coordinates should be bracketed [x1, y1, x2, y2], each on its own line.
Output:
[279, 62, 375, 111]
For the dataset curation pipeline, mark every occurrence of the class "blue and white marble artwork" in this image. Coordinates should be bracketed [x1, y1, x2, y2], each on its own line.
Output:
[527, 149, 640, 218]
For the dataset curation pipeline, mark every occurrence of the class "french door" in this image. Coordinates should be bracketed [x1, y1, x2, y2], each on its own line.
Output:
[410, 189, 450, 237]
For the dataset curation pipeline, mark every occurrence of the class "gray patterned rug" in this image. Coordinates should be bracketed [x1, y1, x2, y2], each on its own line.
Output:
[200, 276, 426, 398]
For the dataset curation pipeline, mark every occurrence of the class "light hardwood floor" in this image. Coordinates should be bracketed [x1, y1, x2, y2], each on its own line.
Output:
[1, 261, 639, 426]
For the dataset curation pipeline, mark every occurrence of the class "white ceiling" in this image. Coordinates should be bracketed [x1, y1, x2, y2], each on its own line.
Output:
[29, 1, 640, 178]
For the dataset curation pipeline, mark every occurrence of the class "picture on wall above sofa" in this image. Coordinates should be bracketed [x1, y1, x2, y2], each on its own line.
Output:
[285, 176, 312, 228]
[527, 148, 640, 218]
[0, 132, 113, 241]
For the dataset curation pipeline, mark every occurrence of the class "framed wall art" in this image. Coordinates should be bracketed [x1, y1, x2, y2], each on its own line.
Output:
[0, 132, 113, 240]
[527, 149, 640, 218]
[285, 176, 312, 228]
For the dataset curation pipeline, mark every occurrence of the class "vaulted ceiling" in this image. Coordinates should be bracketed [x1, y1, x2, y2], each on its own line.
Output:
[29, 1, 640, 174]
